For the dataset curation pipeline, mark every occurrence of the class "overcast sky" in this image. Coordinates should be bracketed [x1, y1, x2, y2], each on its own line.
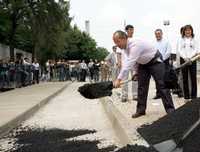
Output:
[69, 0, 200, 53]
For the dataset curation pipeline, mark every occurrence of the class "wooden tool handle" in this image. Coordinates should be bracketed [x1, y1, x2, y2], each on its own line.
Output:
[191, 54, 200, 62]
[182, 118, 200, 141]
[120, 79, 132, 85]
[176, 54, 200, 71]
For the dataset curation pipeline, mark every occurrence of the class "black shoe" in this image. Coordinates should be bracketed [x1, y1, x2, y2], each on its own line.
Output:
[178, 93, 183, 98]
[153, 95, 161, 99]
[133, 96, 138, 101]
[166, 108, 175, 114]
[131, 112, 145, 118]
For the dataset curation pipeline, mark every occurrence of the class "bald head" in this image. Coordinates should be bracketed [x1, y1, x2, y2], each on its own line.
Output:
[113, 30, 128, 39]
[113, 30, 128, 49]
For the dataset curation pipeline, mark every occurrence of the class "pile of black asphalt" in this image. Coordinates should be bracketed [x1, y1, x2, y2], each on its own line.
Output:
[2, 125, 115, 152]
[78, 81, 113, 99]
[137, 98, 200, 152]
[0, 125, 158, 152]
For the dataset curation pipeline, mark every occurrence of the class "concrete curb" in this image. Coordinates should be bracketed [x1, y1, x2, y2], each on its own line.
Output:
[100, 97, 135, 146]
[100, 97, 149, 147]
[0, 82, 71, 138]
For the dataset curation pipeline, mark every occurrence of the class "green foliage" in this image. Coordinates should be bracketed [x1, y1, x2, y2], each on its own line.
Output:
[0, 8, 10, 44]
[0, 0, 109, 63]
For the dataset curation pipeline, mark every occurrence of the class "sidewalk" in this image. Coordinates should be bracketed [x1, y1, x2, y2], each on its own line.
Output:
[0, 82, 71, 137]
[101, 79, 199, 146]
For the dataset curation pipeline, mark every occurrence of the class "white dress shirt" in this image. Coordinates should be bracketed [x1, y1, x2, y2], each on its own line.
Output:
[105, 51, 118, 67]
[117, 39, 157, 80]
[176, 37, 200, 66]
[80, 62, 88, 69]
[154, 39, 171, 60]
[116, 37, 134, 65]
[88, 62, 94, 68]
[32, 63, 40, 70]
[177, 37, 199, 59]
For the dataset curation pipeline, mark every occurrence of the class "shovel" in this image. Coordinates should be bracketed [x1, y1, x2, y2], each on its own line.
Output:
[164, 54, 200, 89]
[78, 79, 132, 99]
[153, 115, 200, 152]
[175, 54, 200, 71]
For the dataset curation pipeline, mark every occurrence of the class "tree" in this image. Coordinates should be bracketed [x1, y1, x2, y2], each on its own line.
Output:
[0, 5, 10, 44]
[26, 0, 66, 60]
[59, 24, 109, 61]
[0, 0, 109, 62]
[0, 0, 27, 60]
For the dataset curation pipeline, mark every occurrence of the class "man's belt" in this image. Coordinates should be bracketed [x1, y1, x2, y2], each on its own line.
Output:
[145, 51, 163, 66]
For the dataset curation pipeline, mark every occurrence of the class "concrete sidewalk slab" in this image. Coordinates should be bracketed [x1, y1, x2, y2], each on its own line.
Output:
[0, 82, 71, 137]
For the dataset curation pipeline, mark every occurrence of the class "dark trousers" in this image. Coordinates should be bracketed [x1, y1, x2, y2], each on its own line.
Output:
[33, 70, 39, 84]
[155, 59, 169, 97]
[89, 69, 94, 80]
[180, 58, 197, 99]
[137, 61, 175, 113]
[80, 69, 87, 81]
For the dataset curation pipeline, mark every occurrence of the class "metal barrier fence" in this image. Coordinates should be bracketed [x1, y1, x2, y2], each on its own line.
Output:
[0, 63, 35, 90]
[0, 63, 84, 90]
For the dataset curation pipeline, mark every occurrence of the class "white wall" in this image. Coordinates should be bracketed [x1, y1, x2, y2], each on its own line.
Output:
[0, 43, 32, 61]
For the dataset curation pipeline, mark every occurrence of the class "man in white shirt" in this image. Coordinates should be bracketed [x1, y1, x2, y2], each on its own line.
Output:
[45, 60, 50, 81]
[113, 30, 175, 118]
[153, 29, 172, 99]
[117, 25, 138, 102]
[80, 60, 88, 82]
[154, 29, 171, 61]
[32, 59, 40, 84]
[105, 46, 119, 81]
[88, 59, 94, 82]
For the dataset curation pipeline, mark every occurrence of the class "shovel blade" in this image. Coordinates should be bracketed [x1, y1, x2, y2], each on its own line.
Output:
[153, 140, 183, 152]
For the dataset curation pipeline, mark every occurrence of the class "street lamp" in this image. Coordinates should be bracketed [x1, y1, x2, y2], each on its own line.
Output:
[163, 20, 170, 26]
[163, 20, 170, 40]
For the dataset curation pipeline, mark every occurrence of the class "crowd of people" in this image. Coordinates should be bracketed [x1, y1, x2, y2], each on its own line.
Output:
[1, 24, 199, 119]
[111, 24, 200, 118]
[43, 59, 114, 83]
[0, 56, 119, 91]
[0, 57, 40, 91]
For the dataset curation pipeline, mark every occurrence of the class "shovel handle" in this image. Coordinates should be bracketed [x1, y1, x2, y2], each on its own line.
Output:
[182, 118, 200, 141]
[176, 54, 200, 71]
[191, 54, 200, 62]
[120, 79, 132, 85]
